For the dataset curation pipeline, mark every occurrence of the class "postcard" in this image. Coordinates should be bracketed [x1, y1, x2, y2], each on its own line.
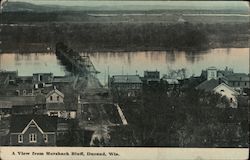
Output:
[0, 0, 249, 160]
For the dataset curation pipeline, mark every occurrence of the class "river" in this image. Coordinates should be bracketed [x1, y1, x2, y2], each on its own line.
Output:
[0, 48, 249, 85]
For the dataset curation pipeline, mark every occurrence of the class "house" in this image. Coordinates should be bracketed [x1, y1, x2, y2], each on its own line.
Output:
[196, 79, 239, 108]
[45, 87, 76, 119]
[224, 73, 250, 89]
[10, 115, 57, 146]
[45, 87, 64, 103]
[109, 75, 143, 97]
[213, 83, 239, 108]
[200, 67, 249, 91]
[143, 71, 160, 84]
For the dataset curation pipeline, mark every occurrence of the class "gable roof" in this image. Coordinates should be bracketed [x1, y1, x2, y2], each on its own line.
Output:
[213, 83, 239, 95]
[196, 79, 220, 92]
[45, 88, 64, 98]
[10, 115, 57, 133]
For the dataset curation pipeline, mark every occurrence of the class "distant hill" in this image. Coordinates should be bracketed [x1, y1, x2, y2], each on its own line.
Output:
[2, 1, 249, 14]
[2, 2, 68, 12]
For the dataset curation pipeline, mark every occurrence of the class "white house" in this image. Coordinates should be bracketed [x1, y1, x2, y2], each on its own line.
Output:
[45, 88, 64, 103]
[45, 87, 76, 119]
[196, 79, 239, 108]
[213, 83, 239, 108]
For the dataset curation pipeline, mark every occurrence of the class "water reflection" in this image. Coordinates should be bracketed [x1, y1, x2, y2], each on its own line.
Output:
[88, 48, 249, 84]
[0, 53, 66, 76]
[0, 48, 249, 85]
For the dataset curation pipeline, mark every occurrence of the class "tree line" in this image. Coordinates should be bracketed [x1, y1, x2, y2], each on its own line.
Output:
[1, 22, 248, 52]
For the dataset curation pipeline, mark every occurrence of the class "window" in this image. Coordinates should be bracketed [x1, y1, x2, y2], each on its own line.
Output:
[18, 134, 23, 143]
[57, 96, 60, 101]
[245, 82, 247, 86]
[50, 96, 53, 101]
[29, 122, 36, 127]
[40, 75, 43, 81]
[43, 134, 48, 143]
[49, 112, 58, 117]
[211, 71, 215, 77]
[29, 133, 37, 143]
[220, 89, 224, 92]
[238, 82, 240, 86]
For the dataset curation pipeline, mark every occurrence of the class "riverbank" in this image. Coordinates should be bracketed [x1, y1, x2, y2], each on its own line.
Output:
[1, 38, 249, 54]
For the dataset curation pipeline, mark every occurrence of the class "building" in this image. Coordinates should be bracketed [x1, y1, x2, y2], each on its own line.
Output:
[224, 73, 250, 90]
[10, 115, 57, 146]
[46, 103, 76, 119]
[33, 73, 53, 85]
[143, 71, 160, 84]
[213, 83, 239, 108]
[0, 71, 18, 86]
[45, 87, 64, 103]
[109, 75, 143, 97]
[196, 79, 239, 108]
[200, 67, 249, 91]
[45, 87, 76, 119]
[206, 66, 218, 80]
[15, 76, 33, 84]
[161, 76, 180, 91]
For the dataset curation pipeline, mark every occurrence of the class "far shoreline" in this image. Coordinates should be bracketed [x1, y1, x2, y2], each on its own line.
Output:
[1, 43, 249, 54]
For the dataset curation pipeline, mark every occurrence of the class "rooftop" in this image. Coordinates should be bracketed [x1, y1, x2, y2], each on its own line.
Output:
[33, 73, 53, 76]
[0, 96, 36, 106]
[53, 76, 74, 83]
[112, 75, 142, 84]
[225, 73, 249, 81]
[0, 101, 12, 109]
[207, 66, 217, 70]
[196, 79, 220, 92]
[46, 88, 64, 98]
[10, 114, 57, 133]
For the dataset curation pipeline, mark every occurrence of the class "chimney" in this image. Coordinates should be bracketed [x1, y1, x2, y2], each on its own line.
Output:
[219, 78, 222, 84]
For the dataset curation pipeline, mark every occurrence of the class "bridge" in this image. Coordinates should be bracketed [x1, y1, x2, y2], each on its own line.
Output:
[55, 42, 100, 76]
